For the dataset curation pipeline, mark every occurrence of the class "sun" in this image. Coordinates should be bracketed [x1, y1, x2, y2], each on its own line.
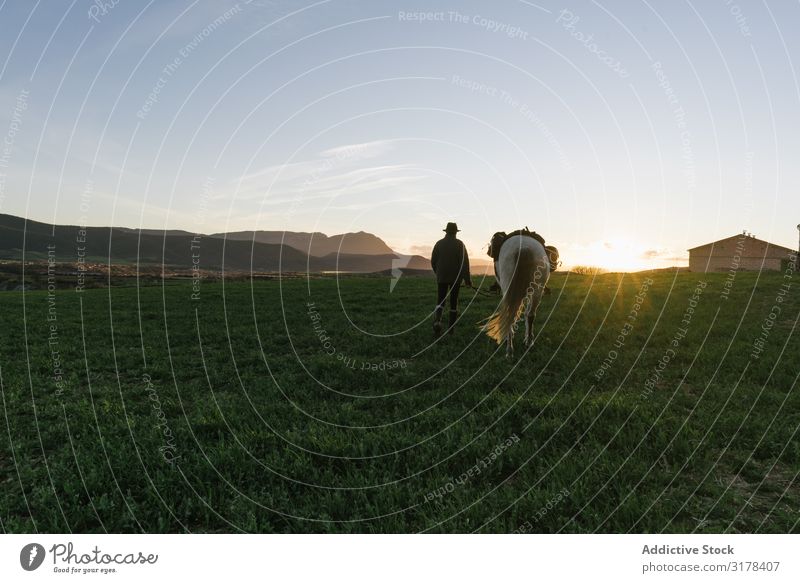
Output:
[576, 238, 654, 272]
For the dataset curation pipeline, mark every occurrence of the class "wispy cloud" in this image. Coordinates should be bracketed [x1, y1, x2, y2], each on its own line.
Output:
[318, 139, 393, 159]
[225, 139, 415, 203]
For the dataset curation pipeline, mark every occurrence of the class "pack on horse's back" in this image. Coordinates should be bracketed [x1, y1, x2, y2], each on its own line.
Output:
[488, 228, 559, 272]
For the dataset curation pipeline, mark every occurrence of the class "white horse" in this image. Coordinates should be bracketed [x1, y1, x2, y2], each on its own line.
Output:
[483, 235, 551, 357]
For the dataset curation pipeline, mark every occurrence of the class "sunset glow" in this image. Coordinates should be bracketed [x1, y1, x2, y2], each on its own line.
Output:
[565, 238, 685, 272]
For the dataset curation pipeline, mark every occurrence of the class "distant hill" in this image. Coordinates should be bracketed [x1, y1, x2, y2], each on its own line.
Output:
[0, 214, 430, 274]
[212, 230, 395, 256]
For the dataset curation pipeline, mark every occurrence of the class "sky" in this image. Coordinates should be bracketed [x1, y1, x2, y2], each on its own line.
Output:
[0, 0, 798, 270]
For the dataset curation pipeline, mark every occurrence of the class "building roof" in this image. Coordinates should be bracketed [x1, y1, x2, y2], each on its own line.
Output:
[688, 233, 796, 254]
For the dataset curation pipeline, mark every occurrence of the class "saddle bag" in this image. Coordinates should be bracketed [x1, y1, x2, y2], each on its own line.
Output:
[487, 232, 507, 261]
[545, 245, 560, 272]
[487, 229, 559, 272]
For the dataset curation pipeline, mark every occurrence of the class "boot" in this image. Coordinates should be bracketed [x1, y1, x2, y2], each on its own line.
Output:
[448, 310, 458, 335]
[433, 307, 443, 338]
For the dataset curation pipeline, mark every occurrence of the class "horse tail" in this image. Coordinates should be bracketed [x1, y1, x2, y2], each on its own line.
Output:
[483, 245, 537, 345]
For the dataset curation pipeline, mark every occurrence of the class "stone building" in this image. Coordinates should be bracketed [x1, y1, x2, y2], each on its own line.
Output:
[688, 231, 796, 272]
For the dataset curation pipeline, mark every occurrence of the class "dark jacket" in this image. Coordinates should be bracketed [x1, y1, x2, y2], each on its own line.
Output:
[431, 234, 471, 284]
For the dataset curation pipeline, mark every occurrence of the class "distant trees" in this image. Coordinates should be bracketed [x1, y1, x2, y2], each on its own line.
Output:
[570, 265, 607, 275]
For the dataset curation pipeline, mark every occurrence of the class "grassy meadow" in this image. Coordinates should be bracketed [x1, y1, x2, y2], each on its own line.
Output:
[0, 270, 798, 533]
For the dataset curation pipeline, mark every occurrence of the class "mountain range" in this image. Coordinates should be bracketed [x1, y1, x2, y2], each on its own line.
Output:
[211, 230, 395, 257]
[0, 213, 431, 274]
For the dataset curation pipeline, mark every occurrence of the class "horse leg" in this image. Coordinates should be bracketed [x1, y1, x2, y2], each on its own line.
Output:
[505, 331, 514, 358]
[524, 295, 540, 347]
[524, 306, 533, 347]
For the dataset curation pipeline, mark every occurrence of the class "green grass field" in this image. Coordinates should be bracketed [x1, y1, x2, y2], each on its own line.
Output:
[1, 270, 798, 533]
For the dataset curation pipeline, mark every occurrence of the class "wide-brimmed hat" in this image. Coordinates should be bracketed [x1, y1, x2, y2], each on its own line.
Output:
[444, 222, 460, 233]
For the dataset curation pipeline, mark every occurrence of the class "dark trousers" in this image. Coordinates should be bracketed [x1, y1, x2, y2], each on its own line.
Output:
[436, 282, 460, 312]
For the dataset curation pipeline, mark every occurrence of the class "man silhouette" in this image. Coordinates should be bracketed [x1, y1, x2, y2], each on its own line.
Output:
[431, 222, 471, 337]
